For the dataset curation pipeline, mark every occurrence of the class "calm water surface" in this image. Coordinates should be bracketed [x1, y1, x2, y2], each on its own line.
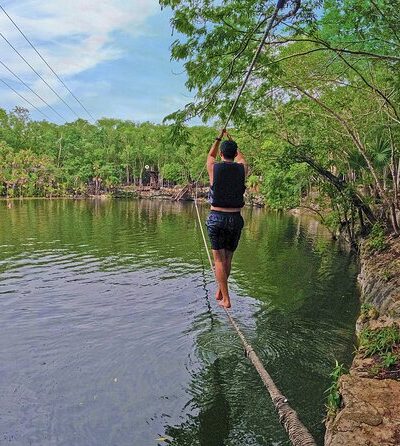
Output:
[0, 199, 359, 446]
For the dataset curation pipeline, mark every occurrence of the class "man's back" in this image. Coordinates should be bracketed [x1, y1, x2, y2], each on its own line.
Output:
[210, 161, 246, 209]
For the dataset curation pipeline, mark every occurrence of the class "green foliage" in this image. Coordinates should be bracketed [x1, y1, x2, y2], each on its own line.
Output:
[261, 163, 309, 209]
[246, 174, 260, 189]
[160, 0, 400, 237]
[366, 224, 388, 252]
[2, 0, 400, 241]
[358, 326, 400, 358]
[162, 162, 184, 183]
[381, 352, 398, 369]
[0, 108, 217, 196]
[0, 140, 57, 197]
[323, 211, 341, 234]
[325, 360, 346, 418]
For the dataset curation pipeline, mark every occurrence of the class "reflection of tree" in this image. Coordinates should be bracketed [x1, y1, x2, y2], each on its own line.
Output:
[1, 200, 359, 446]
[0, 199, 204, 272]
[164, 358, 230, 446]
[160, 221, 232, 446]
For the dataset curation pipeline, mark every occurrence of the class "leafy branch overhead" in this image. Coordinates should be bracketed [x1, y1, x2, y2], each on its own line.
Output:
[162, 1, 398, 122]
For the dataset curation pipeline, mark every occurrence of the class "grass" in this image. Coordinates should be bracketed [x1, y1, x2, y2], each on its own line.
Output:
[359, 303, 379, 323]
[358, 326, 400, 358]
[325, 360, 346, 419]
[358, 325, 400, 378]
[381, 352, 398, 368]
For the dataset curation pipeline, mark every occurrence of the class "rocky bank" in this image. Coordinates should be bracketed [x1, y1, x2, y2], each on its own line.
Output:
[113, 185, 265, 207]
[325, 237, 400, 446]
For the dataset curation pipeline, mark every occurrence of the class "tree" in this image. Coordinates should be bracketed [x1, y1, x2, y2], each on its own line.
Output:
[160, 0, 400, 239]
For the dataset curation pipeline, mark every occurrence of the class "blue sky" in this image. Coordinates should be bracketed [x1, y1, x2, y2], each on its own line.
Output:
[0, 0, 191, 124]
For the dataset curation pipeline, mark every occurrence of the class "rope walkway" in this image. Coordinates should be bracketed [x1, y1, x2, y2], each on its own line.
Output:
[192, 1, 317, 445]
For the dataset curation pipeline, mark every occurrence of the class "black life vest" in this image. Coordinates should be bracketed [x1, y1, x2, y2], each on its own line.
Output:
[209, 161, 246, 208]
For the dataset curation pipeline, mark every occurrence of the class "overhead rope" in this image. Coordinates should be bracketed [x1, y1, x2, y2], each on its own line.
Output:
[0, 59, 66, 121]
[0, 32, 80, 120]
[192, 1, 317, 445]
[193, 0, 299, 185]
[0, 77, 51, 120]
[0, 3, 95, 123]
[223, 0, 286, 129]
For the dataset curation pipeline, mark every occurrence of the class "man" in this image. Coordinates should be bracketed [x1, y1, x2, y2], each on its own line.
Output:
[206, 129, 247, 309]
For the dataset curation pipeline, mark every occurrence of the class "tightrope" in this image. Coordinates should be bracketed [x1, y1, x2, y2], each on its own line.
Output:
[193, 191, 316, 446]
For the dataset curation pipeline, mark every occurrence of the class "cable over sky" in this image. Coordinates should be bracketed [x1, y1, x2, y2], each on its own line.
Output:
[0, 4, 95, 122]
[0, 77, 51, 120]
[0, 0, 190, 124]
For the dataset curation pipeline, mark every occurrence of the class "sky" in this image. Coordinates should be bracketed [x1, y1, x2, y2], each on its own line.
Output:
[0, 0, 192, 124]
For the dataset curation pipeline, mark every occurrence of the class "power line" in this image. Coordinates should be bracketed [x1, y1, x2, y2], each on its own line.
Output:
[0, 32, 80, 120]
[0, 77, 51, 120]
[0, 59, 66, 121]
[0, 3, 96, 122]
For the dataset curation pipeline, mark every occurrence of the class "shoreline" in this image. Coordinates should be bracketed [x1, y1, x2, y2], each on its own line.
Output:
[325, 237, 400, 445]
[6, 189, 396, 443]
[0, 185, 266, 207]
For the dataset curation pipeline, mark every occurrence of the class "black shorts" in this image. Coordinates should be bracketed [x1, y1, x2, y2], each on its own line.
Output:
[206, 210, 244, 252]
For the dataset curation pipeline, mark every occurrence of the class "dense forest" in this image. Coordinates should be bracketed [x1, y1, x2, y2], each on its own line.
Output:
[0, 108, 218, 196]
[1, 0, 400, 246]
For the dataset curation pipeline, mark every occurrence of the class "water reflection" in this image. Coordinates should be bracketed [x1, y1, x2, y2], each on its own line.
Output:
[0, 199, 359, 446]
[164, 358, 231, 446]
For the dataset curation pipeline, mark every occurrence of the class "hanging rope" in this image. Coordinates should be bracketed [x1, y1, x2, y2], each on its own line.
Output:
[191, 1, 317, 445]
[223, 0, 285, 129]
[193, 0, 301, 186]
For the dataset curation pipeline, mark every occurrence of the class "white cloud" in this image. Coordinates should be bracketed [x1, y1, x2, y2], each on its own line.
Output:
[0, 0, 160, 117]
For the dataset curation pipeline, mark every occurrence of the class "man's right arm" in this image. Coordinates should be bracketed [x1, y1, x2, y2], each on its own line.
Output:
[225, 130, 248, 176]
[235, 150, 248, 176]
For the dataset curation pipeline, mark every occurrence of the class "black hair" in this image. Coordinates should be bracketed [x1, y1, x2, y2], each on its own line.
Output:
[220, 140, 238, 160]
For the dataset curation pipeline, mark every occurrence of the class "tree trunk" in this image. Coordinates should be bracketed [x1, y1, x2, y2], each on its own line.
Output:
[126, 166, 130, 185]
[389, 203, 399, 234]
[139, 168, 144, 187]
[158, 162, 163, 188]
[297, 153, 377, 226]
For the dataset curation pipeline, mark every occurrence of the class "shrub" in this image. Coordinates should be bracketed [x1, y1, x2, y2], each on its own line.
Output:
[366, 223, 387, 252]
[325, 361, 346, 418]
[381, 352, 398, 369]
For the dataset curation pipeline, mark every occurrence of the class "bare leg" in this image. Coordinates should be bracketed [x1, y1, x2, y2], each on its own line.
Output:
[212, 249, 232, 309]
[216, 250, 233, 301]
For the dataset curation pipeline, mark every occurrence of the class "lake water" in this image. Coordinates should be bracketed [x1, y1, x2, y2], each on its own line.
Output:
[0, 199, 359, 446]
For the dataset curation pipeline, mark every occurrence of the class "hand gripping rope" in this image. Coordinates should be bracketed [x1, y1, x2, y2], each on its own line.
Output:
[193, 1, 317, 445]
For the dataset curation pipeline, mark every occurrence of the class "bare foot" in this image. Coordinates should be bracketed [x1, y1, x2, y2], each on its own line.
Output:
[218, 299, 231, 309]
[215, 288, 223, 301]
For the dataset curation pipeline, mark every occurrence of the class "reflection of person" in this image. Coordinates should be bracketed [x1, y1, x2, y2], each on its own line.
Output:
[206, 129, 248, 309]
